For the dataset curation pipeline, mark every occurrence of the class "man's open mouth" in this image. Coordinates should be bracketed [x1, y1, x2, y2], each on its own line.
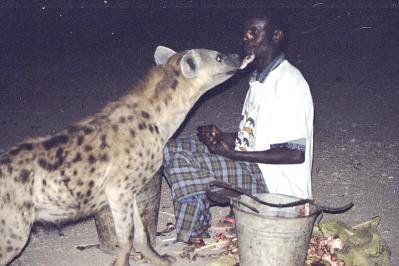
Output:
[239, 54, 255, 69]
[243, 43, 256, 55]
[240, 44, 256, 69]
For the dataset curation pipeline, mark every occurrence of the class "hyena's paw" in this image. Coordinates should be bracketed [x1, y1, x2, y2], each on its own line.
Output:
[148, 253, 176, 265]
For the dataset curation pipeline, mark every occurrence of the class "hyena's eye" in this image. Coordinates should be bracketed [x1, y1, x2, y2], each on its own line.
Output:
[216, 54, 224, 62]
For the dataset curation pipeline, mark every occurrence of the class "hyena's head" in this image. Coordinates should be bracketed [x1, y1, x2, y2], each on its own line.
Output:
[154, 46, 241, 91]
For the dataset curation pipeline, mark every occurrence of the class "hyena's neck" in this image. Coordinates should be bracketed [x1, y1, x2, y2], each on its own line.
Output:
[114, 65, 205, 142]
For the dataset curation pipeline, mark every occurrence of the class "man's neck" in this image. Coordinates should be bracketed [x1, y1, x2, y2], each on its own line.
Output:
[251, 52, 285, 83]
[256, 56, 272, 73]
[255, 50, 280, 73]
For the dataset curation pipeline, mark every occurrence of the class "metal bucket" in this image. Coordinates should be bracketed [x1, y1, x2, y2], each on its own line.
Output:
[94, 173, 162, 254]
[232, 193, 319, 266]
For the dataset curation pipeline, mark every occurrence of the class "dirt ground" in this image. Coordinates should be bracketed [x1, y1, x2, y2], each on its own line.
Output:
[1, 4, 398, 266]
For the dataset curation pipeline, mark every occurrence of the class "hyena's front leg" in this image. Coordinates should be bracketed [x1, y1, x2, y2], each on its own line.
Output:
[105, 186, 134, 266]
[131, 191, 176, 266]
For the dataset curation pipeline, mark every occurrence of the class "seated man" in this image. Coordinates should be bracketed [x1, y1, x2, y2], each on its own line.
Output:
[163, 12, 314, 243]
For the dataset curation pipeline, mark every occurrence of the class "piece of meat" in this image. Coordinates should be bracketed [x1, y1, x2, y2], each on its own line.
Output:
[239, 54, 255, 69]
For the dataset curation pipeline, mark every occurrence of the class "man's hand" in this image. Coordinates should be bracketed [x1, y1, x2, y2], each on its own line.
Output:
[197, 124, 222, 145]
[207, 140, 233, 157]
[197, 125, 235, 158]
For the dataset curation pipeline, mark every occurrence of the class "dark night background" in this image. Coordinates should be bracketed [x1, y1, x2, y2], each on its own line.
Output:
[1, 1, 398, 265]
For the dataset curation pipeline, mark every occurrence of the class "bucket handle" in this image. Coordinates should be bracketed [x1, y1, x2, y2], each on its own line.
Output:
[208, 181, 353, 214]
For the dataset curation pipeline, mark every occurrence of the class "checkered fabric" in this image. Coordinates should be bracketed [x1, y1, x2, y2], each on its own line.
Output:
[163, 138, 268, 242]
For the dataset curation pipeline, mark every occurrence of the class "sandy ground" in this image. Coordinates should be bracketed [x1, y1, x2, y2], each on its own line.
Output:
[1, 5, 398, 266]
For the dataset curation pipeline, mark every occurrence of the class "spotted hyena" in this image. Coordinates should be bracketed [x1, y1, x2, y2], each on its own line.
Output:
[0, 46, 240, 266]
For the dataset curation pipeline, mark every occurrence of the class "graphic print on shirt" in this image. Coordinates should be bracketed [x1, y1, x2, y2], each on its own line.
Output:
[235, 88, 261, 151]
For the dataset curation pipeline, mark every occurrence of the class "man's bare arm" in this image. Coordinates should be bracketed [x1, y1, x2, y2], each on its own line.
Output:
[226, 147, 304, 164]
[209, 141, 305, 164]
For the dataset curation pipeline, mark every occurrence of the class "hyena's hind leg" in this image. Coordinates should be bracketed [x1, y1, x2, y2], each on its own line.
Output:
[0, 208, 33, 265]
[131, 192, 175, 265]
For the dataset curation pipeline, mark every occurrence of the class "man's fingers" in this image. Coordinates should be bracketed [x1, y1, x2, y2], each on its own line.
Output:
[197, 124, 222, 146]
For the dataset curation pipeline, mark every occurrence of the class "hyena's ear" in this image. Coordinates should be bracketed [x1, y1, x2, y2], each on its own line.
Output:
[154, 46, 176, 65]
[180, 50, 199, 79]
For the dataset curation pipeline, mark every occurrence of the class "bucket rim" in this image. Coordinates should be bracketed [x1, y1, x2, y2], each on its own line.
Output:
[231, 193, 319, 220]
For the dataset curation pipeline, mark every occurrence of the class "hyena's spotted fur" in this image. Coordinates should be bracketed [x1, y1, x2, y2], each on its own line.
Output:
[0, 46, 240, 266]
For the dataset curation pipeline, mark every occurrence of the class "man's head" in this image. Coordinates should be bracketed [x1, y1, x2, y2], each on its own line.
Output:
[242, 12, 287, 68]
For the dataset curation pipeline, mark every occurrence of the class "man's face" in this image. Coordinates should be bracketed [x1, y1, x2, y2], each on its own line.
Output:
[242, 17, 274, 58]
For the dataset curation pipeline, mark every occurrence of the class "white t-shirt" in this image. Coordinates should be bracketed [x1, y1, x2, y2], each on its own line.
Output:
[235, 60, 314, 199]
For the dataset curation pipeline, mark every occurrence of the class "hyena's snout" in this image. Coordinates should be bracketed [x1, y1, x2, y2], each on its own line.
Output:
[206, 52, 241, 83]
[221, 53, 241, 73]
[228, 53, 240, 64]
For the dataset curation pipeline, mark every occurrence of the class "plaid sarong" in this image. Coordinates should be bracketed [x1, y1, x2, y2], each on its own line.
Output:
[163, 138, 268, 242]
